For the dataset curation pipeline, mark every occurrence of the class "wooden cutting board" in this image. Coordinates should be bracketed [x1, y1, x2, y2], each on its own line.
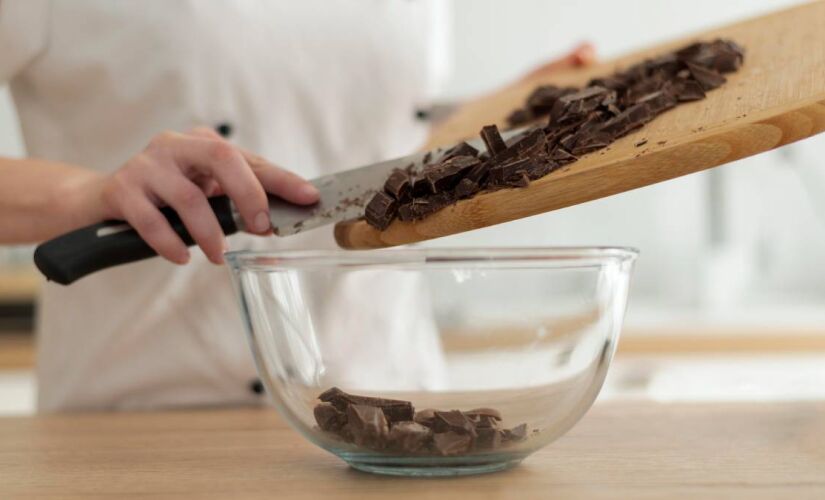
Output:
[334, 1, 825, 249]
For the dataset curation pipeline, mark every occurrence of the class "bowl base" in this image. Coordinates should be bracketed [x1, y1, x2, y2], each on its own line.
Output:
[346, 457, 524, 477]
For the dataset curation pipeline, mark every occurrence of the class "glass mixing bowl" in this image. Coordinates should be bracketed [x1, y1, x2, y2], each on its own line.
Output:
[227, 247, 637, 477]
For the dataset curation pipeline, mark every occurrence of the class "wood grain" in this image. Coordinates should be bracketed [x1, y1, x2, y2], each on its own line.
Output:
[335, 1, 825, 249]
[1, 403, 823, 499]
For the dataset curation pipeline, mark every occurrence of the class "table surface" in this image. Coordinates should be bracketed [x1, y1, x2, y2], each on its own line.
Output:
[1, 401, 824, 499]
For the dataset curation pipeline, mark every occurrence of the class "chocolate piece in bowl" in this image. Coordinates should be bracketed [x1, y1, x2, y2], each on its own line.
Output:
[432, 431, 473, 456]
[318, 386, 414, 424]
[346, 404, 389, 449]
[314, 402, 347, 433]
[474, 427, 503, 451]
[433, 410, 477, 437]
[413, 408, 437, 427]
[388, 422, 433, 453]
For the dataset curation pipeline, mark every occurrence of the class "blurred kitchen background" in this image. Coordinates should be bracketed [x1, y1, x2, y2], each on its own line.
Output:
[2, 0, 824, 414]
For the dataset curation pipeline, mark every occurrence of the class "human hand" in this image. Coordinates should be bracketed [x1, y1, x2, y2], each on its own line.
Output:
[91, 127, 319, 265]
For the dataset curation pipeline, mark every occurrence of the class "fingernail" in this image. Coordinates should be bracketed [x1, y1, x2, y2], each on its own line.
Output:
[301, 184, 320, 198]
[178, 249, 191, 265]
[253, 211, 271, 233]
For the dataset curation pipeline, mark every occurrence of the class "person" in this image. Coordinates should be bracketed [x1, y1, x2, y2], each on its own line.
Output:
[0, 1, 593, 411]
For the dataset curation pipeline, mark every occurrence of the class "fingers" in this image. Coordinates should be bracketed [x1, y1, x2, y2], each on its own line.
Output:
[242, 151, 320, 205]
[160, 133, 272, 234]
[148, 172, 227, 264]
[118, 189, 191, 265]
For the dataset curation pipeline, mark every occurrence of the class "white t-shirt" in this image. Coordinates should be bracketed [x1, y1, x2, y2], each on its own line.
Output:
[0, 0, 446, 411]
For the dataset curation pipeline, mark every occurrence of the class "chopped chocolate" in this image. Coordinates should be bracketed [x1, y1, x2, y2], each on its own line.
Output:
[550, 147, 578, 165]
[674, 80, 706, 102]
[443, 141, 480, 160]
[503, 423, 528, 443]
[388, 422, 432, 453]
[454, 178, 480, 199]
[413, 408, 437, 427]
[314, 402, 346, 433]
[686, 62, 727, 91]
[433, 410, 477, 437]
[318, 387, 414, 423]
[346, 404, 389, 449]
[314, 389, 531, 457]
[464, 407, 502, 421]
[364, 192, 398, 230]
[384, 169, 411, 202]
[488, 158, 534, 186]
[480, 125, 508, 155]
[507, 108, 534, 127]
[398, 192, 452, 222]
[425, 155, 481, 193]
[551, 86, 610, 124]
[432, 431, 472, 456]
[364, 38, 744, 230]
[474, 427, 502, 450]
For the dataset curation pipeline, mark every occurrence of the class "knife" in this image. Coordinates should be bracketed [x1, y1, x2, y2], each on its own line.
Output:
[33, 133, 508, 285]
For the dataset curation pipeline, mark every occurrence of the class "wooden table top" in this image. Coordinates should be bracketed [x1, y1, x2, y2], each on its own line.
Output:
[1, 401, 824, 499]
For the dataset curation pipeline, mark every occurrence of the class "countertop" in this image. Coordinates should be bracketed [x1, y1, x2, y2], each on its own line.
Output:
[1, 401, 824, 499]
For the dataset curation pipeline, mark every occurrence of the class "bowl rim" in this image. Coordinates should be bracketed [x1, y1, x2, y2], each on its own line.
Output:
[226, 246, 639, 270]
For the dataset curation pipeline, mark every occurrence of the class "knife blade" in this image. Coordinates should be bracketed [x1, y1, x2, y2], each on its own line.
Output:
[33, 130, 525, 285]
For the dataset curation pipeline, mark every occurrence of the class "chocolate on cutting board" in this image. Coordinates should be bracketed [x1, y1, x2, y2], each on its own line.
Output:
[364, 38, 744, 230]
[313, 387, 529, 456]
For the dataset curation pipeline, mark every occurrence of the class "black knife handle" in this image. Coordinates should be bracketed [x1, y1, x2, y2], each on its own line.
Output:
[33, 195, 239, 285]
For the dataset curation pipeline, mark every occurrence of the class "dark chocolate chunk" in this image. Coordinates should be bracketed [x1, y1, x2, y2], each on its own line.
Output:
[314, 402, 347, 432]
[384, 169, 411, 202]
[364, 192, 398, 230]
[425, 155, 481, 193]
[677, 39, 744, 73]
[507, 108, 534, 127]
[474, 427, 502, 450]
[494, 128, 546, 164]
[686, 62, 727, 91]
[412, 176, 433, 197]
[550, 86, 610, 124]
[318, 387, 414, 423]
[480, 125, 508, 155]
[488, 158, 534, 186]
[674, 79, 706, 102]
[433, 410, 477, 437]
[502, 423, 528, 443]
[635, 89, 678, 115]
[600, 103, 653, 139]
[413, 408, 437, 427]
[442, 141, 480, 160]
[346, 404, 389, 449]
[388, 422, 432, 453]
[398, 192, 452, 221]
[454, 178, 480, 199]
[550, 147, 577, 165]
[525, 85, 576, 114]
[432, 431, 472, 456]
[464, 407, 502, 422]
